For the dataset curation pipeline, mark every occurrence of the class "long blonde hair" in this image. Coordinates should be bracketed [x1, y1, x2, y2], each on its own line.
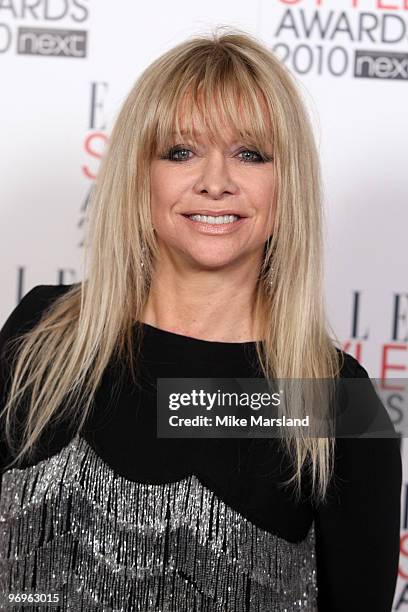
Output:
[1, 26, 343, 503]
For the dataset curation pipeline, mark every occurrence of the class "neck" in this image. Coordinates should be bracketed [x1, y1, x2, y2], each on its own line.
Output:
[141, 256, 263, 343]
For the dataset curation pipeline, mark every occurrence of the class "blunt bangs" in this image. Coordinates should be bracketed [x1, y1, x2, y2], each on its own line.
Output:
[151, 48, 275, 160]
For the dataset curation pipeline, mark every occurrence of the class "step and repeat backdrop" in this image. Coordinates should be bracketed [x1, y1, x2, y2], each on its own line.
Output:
[0, 0, 407, 607]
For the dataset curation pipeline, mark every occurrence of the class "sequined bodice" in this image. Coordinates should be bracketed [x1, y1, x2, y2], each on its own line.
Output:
[0, 436, 317, 611]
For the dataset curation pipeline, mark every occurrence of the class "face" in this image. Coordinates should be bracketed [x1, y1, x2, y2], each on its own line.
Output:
[150, 121, 276, 272]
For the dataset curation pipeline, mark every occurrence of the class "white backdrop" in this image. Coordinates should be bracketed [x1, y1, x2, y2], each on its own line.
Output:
[0, 1, 407, 607]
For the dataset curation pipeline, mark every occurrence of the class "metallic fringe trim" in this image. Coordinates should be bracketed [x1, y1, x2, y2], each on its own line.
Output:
[0, 436, 317, 611]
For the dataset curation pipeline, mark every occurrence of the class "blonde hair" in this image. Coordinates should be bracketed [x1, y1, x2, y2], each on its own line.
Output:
[1, 26, 343, 503]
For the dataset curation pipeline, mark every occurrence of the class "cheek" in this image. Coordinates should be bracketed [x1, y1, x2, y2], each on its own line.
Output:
[253, 175, 275, 212]
[151, 171, 174, 216]
[150, 168, 188, 235]
[151, 166, 185, 210]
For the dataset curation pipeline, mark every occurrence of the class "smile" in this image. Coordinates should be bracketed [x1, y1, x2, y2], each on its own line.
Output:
[180, 213, 247, 235]
[186, 214, 239, 225]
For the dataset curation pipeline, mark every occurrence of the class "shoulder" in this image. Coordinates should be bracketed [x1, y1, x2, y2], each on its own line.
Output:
[316, 353, 401, 505]
[335, 348, 370, 379]
[0, 284, 76, 467]
[332, 348, 398, 438]
[0, 283, 74, 361]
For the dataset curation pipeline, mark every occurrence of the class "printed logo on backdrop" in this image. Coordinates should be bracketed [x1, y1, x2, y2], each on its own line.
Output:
[17, 26, 86, 58]
[79, 81, 109, 247]
[258, 0, 408, 80]
[343, 289, 408, 609]
[0, 0, 89, 57]
[343, 290, 408, 426]
[398, 470, 408, 609]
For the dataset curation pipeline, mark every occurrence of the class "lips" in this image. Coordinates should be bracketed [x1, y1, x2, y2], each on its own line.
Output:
[180, 212, 247, 234]
[181, 210, 246, 218]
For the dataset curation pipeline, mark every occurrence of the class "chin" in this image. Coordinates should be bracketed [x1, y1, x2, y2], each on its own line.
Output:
[186, 253, 240, 270]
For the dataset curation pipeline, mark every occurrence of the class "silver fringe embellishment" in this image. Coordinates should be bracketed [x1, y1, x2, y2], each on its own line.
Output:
[0, 436, 318, 611]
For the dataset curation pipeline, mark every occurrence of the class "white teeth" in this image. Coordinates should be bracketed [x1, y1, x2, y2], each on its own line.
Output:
[188, 214, 240, 224]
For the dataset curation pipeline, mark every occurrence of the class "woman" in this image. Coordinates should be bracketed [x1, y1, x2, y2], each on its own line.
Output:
[0, 28, 401, 611]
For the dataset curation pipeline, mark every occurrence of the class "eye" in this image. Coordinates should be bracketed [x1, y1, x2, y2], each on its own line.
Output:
[159, 145, 271, 163]
[237, 149, 266, 163]
[160, 146, 193, 162]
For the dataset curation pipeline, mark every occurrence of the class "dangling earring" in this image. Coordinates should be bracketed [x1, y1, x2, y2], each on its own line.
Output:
[140, 245, 146, 270]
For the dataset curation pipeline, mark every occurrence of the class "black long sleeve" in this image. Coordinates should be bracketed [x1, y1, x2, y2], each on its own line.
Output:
[314, 360, 402, 611]
[0, 284, 402, 611]
[315, 437, 401, 611]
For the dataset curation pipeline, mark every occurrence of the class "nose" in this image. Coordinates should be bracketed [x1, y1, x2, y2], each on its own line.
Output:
[194, 151, 238, 200]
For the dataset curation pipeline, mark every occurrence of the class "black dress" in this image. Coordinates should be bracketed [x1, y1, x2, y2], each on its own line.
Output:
[0, 284, 402, 611]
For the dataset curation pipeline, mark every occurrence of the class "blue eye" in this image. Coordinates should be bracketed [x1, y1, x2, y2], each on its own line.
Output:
[238, 149, 265, 163]
[160, 146, 268, 163]
[161, 146, 192, 162]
